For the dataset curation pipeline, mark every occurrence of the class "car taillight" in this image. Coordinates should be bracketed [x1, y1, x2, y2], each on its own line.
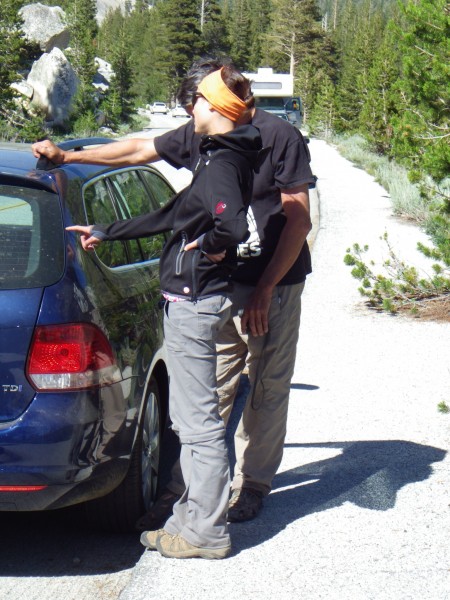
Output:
[26, 323, 122, 391]
[0, 486, 47, 492]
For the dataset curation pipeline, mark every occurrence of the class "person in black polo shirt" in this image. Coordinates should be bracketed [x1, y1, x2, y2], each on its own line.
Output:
[58, 66, 263, 559]
[146, 59, 315, 525]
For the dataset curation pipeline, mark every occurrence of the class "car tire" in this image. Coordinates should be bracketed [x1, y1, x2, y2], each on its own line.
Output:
[82, 377, 162, 532]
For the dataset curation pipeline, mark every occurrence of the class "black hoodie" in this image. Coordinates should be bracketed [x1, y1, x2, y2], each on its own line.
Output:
[92, 124, 264, 300]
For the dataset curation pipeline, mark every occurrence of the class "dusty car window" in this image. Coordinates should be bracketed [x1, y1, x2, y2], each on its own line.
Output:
[108, 169, 167, 261]
[83, 180, 128, 268]
[140, 169, 174, 207]
[0, 184, 64, 289]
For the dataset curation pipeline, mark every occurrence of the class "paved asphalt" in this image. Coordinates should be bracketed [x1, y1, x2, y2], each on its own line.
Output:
[119, 137, 450, 600]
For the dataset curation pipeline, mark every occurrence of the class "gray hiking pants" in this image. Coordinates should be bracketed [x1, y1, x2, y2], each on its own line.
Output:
[167, 282, 304, 497]
[162, 295, 232, 549]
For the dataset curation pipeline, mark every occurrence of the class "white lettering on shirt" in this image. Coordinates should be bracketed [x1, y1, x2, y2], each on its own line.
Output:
[238, 207, 261, 258]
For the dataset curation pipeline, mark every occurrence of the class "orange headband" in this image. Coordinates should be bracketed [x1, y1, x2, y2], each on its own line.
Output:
[197, 68, 248, 122]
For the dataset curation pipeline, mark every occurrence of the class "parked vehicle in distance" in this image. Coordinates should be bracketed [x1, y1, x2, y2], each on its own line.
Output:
[243, 67, 303, 127]
[147, 102, 169, 114]
[171, 105, 190, 118]
[0, 139, 175, 532]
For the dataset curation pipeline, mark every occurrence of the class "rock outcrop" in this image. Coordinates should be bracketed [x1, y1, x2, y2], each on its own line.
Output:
[93, 57, 115, 91]
[26, 48, 79, 125]
[11, 3, 116, 126]
[19, 3, 70, 52]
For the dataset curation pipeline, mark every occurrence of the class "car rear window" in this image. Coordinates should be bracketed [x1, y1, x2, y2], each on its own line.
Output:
[0, 184, 64, 289]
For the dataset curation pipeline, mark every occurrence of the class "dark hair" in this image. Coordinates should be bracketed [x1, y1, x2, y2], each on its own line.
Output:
[177, 56, 254, 110]
[220, 64, 255, 110]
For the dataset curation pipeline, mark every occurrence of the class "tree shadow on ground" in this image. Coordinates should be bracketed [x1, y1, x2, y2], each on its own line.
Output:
[226, 376, 447, 553]
[229, 439, 447, 553]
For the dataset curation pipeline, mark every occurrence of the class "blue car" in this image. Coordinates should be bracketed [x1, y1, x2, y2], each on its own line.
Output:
[0, 139, 174, 531]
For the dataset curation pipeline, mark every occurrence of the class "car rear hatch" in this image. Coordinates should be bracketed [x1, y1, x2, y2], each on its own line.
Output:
[0, 178, 64, 422]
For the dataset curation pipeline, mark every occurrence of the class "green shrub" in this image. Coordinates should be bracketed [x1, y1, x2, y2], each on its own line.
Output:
[437, 401, 449, 414]
[344, 233, 450, 316]
[0, 109, 47, 143]
[72, 111, 99, 137]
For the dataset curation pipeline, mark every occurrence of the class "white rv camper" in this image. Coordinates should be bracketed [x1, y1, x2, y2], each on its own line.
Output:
[243, 67, 303, 126]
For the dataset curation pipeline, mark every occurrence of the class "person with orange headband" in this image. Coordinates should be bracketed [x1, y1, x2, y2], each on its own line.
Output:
[32, 57, 314, 542]
[129, 60, 314, 533]
[62, 66, 263, 559]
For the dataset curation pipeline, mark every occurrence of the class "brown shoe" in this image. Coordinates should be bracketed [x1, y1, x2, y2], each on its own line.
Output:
[228, 488, 263, 522]
[156, 533, 231, 560]
[140, 528, 172, 550]
[135, 488, 181, 531]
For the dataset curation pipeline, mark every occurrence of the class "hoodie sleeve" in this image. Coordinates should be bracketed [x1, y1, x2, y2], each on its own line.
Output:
[200, 155, 251, 254]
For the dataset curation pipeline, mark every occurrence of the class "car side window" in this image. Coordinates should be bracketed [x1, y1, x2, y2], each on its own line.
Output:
[83, 180, 128, 268]
[108, 169, 168, 261]
[104, 171, 145, 264]
[140, 169, 175, 207]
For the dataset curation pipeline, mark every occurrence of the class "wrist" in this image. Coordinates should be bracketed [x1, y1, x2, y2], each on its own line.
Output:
[255, 282, 275, 297]
[56, 150, 68, 164]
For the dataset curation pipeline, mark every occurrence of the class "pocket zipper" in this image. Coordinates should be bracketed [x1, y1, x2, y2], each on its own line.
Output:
[175, 232, 188, 276]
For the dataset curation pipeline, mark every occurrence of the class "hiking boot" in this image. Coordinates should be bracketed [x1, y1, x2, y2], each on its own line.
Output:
[228, 488, 263, 522]
[140, 529, 171, 550]
[135, 488, 181, 531]
[156, 533, 231, 560]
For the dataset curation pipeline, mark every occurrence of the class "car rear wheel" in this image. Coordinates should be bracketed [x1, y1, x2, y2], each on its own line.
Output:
[83, 377, 162, 532]
[141, 378, 161, 511]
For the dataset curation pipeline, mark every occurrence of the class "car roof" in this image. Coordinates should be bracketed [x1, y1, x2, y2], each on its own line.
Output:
[0, 138, 174, 197]
[0, 142, 40, 176]
[0, 138, 121, 183]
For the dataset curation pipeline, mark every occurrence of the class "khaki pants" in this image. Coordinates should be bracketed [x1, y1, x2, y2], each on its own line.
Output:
[216, 281, 304, 495]
[167, 282, 304, 498]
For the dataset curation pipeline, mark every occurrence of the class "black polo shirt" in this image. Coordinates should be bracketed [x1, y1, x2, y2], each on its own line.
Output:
[154, 109, 315, 285]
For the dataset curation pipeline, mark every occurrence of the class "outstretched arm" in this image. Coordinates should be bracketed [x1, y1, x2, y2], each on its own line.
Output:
[32, 138, 160, 167]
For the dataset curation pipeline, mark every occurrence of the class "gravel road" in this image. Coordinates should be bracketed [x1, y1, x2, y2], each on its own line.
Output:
[120, 136, 450, 600]
[1, 123, 448, 600]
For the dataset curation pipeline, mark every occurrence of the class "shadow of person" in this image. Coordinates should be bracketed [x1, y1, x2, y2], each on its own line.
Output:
[229, 440, 447, 553]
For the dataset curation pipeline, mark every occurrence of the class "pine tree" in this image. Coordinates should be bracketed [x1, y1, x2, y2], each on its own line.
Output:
[334, 0, 386, 133]
[201, 0, 230, 57]
[65, 0, 99, 119]
[247, 0, 272, 71]
[129, 4, 171, 104]
[97, 8, 127, 62]
[99, 78, 123, 129]
[228, 0, 252, 70]
[65, 0, 98, 86]
[391, 0, 449, 182]
[158, 0, 206, 96]
[0, 0, 26, 119]
[0, 0, 45, 140]
[261, 0, 337, 123]
[359, 23, 400, 153]
[110, 26, 134, 121]
[309, 74, 337, 138]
